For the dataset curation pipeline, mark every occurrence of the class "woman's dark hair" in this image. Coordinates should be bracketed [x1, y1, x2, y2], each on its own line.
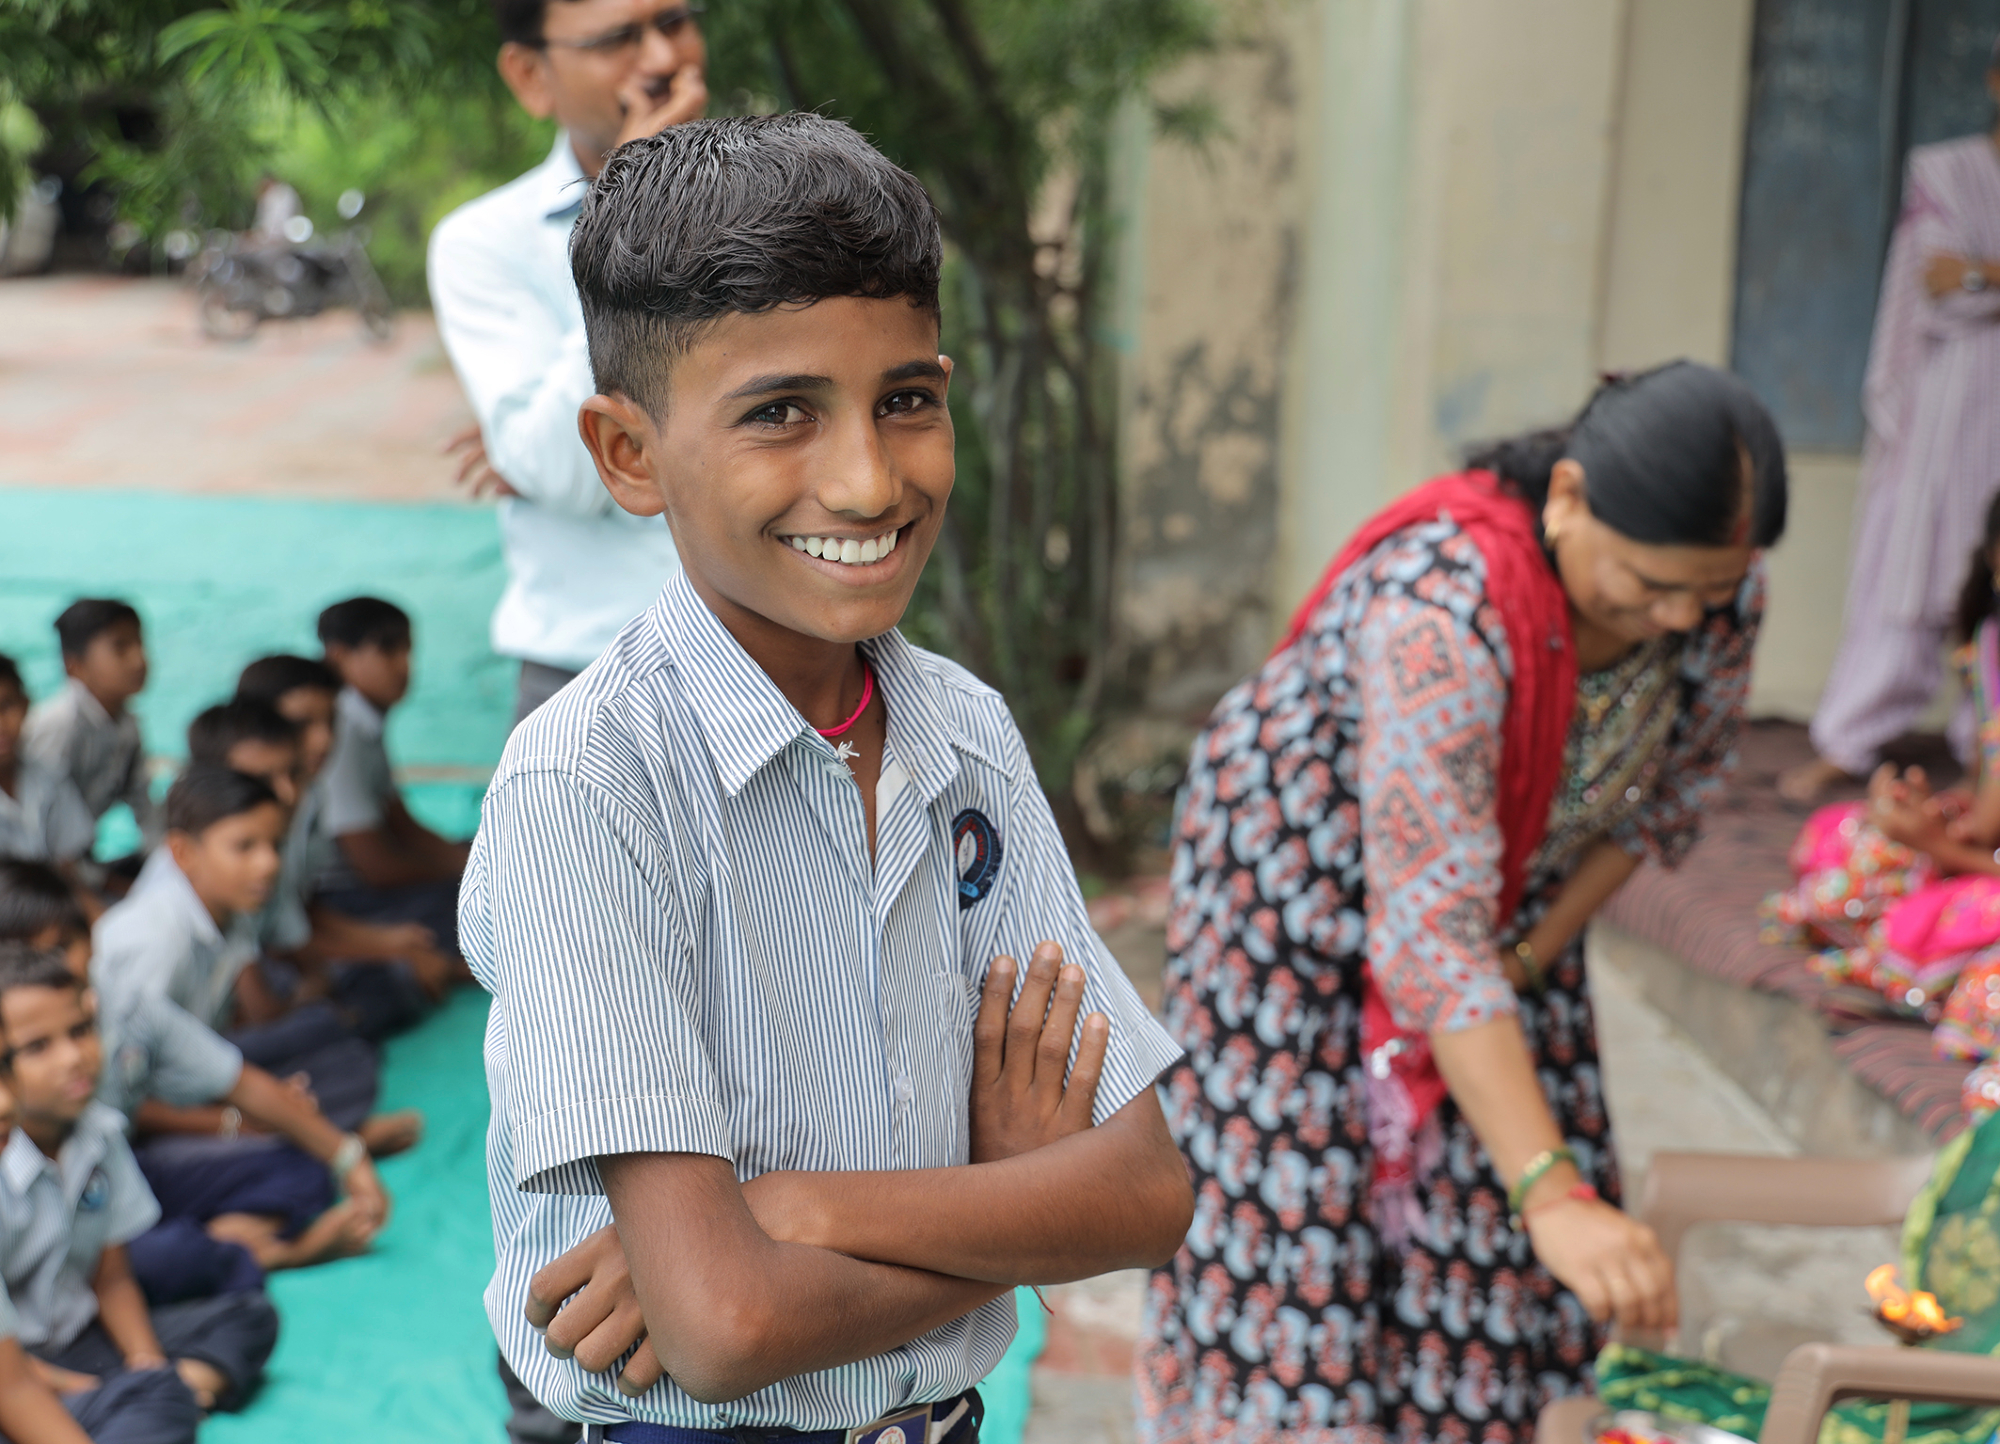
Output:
[1466, 361, 1788, 549]
[0, 859, 86, 944]
[187, 699, 299, 768]
[165, 766, 280, 838]
[236, 654, 340, 706]
[1953, 489, 2000, 643]
[570, 113, 943, 412]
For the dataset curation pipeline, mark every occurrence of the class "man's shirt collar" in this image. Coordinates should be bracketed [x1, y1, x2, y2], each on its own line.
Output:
[538, 132, 591, 221]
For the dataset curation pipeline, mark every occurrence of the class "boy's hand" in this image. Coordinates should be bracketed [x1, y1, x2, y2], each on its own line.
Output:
[970, 942, 1109, 1165]
[31, 1359, 98, 1394]
[527, 1225, 664, 1398]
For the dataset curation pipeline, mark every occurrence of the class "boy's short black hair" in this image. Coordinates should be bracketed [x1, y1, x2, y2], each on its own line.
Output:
[317, 597, 411, 653]
[0, 859, 86, 944]
[54, 599, 141, 659]
[188, 699, 299, 767]
[0, 941, 86, 1024]
[237, 654, 342, 706]
[570, 113, 943, 410]
[0, 653, 22, 699]
[165, 766, 280, 837]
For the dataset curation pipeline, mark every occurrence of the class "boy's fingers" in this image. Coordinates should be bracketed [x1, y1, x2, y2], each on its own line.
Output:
[541, 1281, 615, 1360]
[1061, 1013, 1110, 1125]
[617, 1337, 665, 1397]
[1005, 943, 1062, 1072]
[973, 957, 1015, 1083]
[573, 1299, 648, 1374]
[526, 1225, 618, 1330]
[1034, 964, 1087, 1097]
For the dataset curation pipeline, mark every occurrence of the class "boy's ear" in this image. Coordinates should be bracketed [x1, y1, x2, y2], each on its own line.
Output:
[166, 830, 198, 874]
[579, 394, 668, 519]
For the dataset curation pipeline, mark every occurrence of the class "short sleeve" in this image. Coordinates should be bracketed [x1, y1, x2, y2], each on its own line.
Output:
[1355, 593, 1517, 1035]
[984, 755, 1183, 1123]
[136, 997, 244, 1108]
[99, 1132, 162, 1247]
[1609, 564, 1763, 869]
[469, 767, 729, 1194]
[320, 731, 389, 836]
[0, 1281, 19, 1341]
[42, 773, 97, 864]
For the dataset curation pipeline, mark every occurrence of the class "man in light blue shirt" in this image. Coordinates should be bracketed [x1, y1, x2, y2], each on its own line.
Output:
[468, 114, 1194, 1444]
[428, 0, 709, 724]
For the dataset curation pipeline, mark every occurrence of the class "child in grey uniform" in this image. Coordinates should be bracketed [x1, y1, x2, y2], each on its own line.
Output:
[22, 599, 158, 859]
[0, 942, 277, 1434]
[0, 655, 94, 875]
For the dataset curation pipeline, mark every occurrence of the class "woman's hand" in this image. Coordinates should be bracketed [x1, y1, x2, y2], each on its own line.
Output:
[1523, 1190, 1676, 1331]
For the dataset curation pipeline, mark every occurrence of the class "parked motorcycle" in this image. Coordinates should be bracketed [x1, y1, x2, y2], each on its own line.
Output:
[191, 195, 391, 341]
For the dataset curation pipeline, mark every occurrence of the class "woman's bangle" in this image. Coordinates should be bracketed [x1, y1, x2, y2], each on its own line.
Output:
[217, 1106, 242, 1140]
[1507, 1145, 1577, 1218]
[1521, 1181, 1599, 1222]
[1513, 940, 1545, 993]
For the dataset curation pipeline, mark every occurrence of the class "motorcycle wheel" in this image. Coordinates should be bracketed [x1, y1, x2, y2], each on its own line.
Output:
[198, 285, 259, 342]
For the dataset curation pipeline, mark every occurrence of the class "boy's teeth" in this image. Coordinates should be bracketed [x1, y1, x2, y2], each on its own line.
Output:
[790, 530, 899, 566]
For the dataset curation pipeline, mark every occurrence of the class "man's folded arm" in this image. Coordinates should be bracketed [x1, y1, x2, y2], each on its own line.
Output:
[599, 1151, 1004, 1404]
[744, 1088, 1192, 1285]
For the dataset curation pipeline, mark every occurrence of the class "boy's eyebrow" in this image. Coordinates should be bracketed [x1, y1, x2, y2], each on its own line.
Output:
[883, 359, 947, 383]
[721, 359, 947, 401]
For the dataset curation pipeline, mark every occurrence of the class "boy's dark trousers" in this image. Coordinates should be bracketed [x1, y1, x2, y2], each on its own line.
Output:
[32, 1290, 280, 1413]
[228, 998, 382, 1128]
[317, 878, 462, 959]
[59, 1365, 205, 1444]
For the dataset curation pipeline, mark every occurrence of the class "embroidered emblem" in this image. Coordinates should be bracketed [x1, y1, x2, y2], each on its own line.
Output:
[876, 1429, 907, 1444]
[951, 808, 1002, 909]
[79, 1168, 109, 1213]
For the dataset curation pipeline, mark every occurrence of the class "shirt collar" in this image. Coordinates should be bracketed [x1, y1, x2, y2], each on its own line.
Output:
[338, 686, 385, 741]
[65, 678, 112, 727]
[538, 132, 591, 221]
[651, 572, 975, 802]
[0, 1107, 114, 1196]
[148, 852, 223, 947]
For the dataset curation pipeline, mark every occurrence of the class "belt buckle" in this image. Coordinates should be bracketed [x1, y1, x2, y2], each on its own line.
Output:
[841, 1402, 932, 1444]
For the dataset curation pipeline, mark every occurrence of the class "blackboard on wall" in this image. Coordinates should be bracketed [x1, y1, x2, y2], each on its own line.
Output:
[1731, 0, 2000, 452]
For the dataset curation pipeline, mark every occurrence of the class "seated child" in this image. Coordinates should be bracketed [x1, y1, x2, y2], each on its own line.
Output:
[312, 598, 468, 949]
[0, 1073, 203, 1444]
[471, 116, 1190, 1436]
[0, 941, 278, 1425]
[0, 654, 94, 874]
[22, 599, 158, 858]
[0, 858, 394, 1273]
[190, 696, 441, 1042]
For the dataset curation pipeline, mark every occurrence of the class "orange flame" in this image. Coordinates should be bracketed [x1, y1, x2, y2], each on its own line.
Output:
[1867, 1264, 1962, 1335]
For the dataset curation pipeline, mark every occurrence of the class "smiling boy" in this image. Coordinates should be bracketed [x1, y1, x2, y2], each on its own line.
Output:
[466, 114, 1191, 1440]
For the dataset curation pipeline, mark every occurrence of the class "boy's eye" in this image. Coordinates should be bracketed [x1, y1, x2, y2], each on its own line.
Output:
[881, 389, 935, 416]
[746, 401, 809, 427]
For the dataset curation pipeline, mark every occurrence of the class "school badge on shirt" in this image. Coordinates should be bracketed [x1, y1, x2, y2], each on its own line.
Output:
[80, 1168, 110, 1212]
[952, 808, 1002, 909]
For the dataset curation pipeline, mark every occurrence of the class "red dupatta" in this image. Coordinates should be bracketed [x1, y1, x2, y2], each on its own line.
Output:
[1279, 471, 1577, 1238]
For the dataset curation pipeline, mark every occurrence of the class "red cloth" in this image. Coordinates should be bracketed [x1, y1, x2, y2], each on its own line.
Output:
[1280, 470, 1578, 1137]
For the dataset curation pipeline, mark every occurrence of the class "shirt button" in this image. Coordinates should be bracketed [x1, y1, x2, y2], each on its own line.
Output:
[1624, 785, 1642, 803]
[894, 1075, 915, 1104]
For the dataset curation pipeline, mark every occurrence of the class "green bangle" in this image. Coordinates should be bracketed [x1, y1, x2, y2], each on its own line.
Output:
[1514, 939, 1545, 993]
[1507, 1146, 1577, 1217]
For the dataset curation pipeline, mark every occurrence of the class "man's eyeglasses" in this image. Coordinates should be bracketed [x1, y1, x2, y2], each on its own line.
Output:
[540, 3, 704, 54]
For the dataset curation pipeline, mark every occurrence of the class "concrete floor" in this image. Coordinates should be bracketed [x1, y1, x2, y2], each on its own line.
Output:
[1026, 920, 1915, 1444]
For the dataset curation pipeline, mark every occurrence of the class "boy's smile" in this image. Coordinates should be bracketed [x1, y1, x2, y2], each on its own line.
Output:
[583, 295, 953, 681]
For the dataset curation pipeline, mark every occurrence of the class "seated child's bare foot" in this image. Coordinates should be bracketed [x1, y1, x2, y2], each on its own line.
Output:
[1779, 755, 1855, 804]
[174, 1358, 227, 1410]
[209, 1203, 373, 1269]
[360, 1109, 424, 1159]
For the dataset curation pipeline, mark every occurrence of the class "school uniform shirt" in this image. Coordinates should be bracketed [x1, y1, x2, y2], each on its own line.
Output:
[253, 783, 323, 953]
[0, 1103, 160, 1349]
[93, 986, 245, 1124]
[428, 132, 681, 673]
[21, 678, 159, 845]
[311, 686, 394, 895]
[466, 571, 1183, 1432]
[93, 853, 258, 1032]
[0, 760, 96, 864]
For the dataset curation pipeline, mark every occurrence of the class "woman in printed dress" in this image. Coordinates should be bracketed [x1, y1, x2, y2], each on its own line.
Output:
[1135, 362, 1790, 1444]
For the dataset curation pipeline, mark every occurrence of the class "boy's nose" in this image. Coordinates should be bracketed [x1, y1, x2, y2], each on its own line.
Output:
[818, 415, 901, 520]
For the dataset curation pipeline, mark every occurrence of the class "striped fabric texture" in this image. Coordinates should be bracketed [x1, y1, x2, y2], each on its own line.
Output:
[463, 571, 1182, 1431]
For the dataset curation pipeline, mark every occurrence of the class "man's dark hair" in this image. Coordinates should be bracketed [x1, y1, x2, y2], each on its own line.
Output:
[165, 766, 280, 837]
[54, 599, 141, 659]
[188, 699, 299, 768]
[491, 0, 575, 46]
[570, 113, 943, 409]
[0, 860, 86, 944]
[317, 596, 411, 653]
[237, 654, 341, 706]
[0, 653, 22, 700]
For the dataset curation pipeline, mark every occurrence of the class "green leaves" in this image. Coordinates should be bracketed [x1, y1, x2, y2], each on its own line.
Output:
[158, 0, 337, 95]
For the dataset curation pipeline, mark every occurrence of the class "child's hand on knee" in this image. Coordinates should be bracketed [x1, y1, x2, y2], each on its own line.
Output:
[969, 942, 1109, 1165]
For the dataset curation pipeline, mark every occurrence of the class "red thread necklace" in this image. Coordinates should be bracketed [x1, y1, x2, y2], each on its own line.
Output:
[815, 661, 875, 739]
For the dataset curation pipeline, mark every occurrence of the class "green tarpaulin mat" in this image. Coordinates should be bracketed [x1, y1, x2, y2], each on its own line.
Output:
[0, 487, 1043, 1443]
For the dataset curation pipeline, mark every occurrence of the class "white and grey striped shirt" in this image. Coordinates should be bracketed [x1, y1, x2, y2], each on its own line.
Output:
[465, 572, 1181, 1431]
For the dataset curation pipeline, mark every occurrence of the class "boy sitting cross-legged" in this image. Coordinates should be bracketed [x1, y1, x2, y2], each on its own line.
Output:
[312, 598, 470, 951]
[0, 941, 278, 1436]
[23, 599, 158, 861]
[469, 114, 1191, 1439]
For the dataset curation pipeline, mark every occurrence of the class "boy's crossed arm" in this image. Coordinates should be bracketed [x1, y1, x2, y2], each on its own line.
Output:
[528, 941, 1193, 1404]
